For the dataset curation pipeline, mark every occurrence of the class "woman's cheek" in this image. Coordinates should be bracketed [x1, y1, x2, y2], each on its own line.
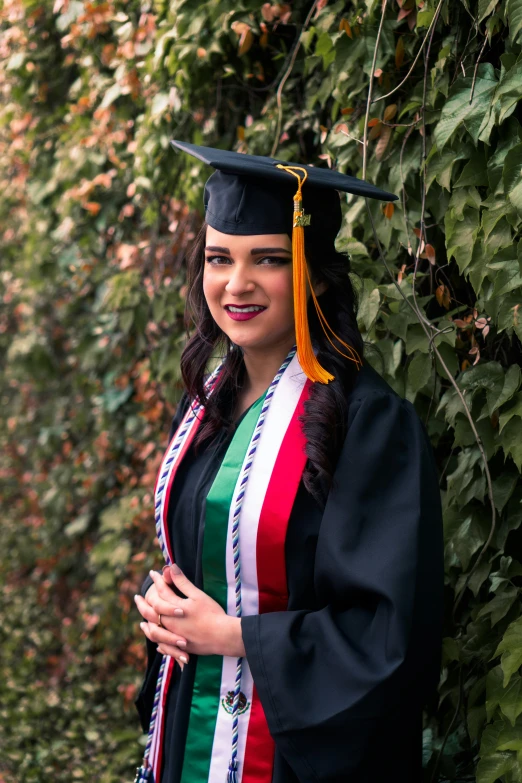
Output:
[202, 272, 223, 319]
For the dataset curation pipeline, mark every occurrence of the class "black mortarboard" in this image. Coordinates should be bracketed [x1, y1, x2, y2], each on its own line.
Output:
[170, 140, 398, 385]
[171, 140, 397, 241]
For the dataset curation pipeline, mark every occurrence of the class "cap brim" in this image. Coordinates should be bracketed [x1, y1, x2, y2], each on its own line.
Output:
[171, 139, 398, 202]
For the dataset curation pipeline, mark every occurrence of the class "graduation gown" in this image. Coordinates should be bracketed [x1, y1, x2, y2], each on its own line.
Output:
[136, 361, 444, 783]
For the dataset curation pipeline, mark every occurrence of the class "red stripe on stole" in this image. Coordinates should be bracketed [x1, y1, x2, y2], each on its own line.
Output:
[242, 380, 311, 783]
[154, 657, 175, 782]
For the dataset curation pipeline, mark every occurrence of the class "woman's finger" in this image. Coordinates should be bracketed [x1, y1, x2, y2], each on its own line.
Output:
[140, 621, 187, 648]
[150, 568, 198, 602]
[162, 565, 174, 585]
[158, 644, 190, 671]
[134, 595, 162, 624]
[135, 593, 185, 619]
[157, 644, 189, 664]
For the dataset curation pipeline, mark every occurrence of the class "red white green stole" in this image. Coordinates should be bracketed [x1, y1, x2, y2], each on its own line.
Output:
[144, 351, 310, 783]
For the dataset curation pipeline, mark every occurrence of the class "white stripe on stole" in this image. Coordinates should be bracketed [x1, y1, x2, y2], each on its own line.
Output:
[207, 354, 307, 783]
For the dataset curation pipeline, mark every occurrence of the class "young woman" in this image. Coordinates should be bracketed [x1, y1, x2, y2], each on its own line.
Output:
[133, 142, 444, 783]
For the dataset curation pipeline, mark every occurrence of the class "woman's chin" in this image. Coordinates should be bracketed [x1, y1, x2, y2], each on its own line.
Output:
[220, 325, 292, 353]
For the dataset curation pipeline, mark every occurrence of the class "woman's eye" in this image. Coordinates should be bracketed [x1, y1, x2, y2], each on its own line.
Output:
[257, 256, 290, 266]
[206, 255, 232, 265]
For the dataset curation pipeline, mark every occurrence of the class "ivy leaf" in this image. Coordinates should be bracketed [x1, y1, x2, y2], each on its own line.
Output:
[503, 143, 522, 213]
[492, 57, 522, 126]
[476, 751, 515, 783]
[500, 416, 522, 469]
[445, 205, 480, 274]
[499, 392, 522, 432]
[478, 0, 497, 22]
[495, 617, 522, 687]
[487, 668, 508, 721]
[434, 64, 497, 149]
[506, 0, 522, 44]
[492, 471, 520, 513]
[356, 279, 380, 331]
[499, 675, 522, 726]
[454, 148, 489, 188]
[408, 351, 432, 393]
[477, 586, 518, 626]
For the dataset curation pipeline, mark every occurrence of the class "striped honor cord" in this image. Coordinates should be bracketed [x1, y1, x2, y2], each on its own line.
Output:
[135, 363, 223, 783]
[226, 346, 297, 783]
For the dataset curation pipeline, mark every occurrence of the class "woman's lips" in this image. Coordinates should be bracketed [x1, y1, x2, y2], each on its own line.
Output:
[224, 305, 267, 322]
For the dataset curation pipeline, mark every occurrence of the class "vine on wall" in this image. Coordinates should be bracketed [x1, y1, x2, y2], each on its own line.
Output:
[1, 0, 521, 780]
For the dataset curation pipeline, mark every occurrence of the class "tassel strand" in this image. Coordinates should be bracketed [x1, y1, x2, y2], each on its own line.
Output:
[275, 164, 362, 383]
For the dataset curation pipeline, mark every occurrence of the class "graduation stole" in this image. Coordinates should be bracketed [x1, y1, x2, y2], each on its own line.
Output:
[137, 349, 311, 783]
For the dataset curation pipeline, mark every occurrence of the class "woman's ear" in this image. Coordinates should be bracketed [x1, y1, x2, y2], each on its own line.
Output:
[313, 279, 328, 297]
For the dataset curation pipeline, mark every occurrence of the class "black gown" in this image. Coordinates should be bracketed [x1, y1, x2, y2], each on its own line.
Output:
[136, 361, 444, 783]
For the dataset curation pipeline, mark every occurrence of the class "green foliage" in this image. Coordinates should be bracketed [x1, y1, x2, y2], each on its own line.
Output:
[1, 0, 522, 781]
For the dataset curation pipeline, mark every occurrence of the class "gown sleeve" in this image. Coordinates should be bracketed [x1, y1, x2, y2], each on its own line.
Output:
[241, 389, 444, 782]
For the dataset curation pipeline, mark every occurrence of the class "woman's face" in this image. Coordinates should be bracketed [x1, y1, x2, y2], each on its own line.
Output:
[203, 225, 295, 354]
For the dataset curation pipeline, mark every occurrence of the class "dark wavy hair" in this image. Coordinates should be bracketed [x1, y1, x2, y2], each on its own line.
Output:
[180, 222, 364, 505]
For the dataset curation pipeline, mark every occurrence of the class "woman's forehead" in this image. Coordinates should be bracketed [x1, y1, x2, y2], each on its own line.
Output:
[204, 226, 292, 252]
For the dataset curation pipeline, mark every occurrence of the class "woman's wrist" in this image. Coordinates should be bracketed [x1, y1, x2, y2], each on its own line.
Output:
[214, 615, 246, 658]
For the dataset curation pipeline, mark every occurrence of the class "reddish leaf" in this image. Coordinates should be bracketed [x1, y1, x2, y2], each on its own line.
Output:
[395, 36, 405, 68]
[383, 202, 395, 219]
[375, 124, 392, 160]
[424, 243, 436, 264]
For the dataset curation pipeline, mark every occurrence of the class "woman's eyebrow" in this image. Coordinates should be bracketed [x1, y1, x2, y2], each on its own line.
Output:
[204, 245, 292, 255]
[205, 245, 230, 253]
[250, 247, 292, 255]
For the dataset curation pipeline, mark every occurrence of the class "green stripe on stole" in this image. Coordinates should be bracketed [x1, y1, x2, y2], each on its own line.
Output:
[180, 395, 266, 783]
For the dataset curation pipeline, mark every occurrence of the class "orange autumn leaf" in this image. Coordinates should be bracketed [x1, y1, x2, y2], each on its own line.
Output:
[339, 18, 353, 37]
[83, 201, 101, 215]
[383, 202, 395, 219]
[341, 107, 354, 115]
[424, 243, 436, 264]
[231, 22, 254, 56]
[368, 118, 381, 127]
[383, 103, 397, 122]
[395, 36, 405, 68]
[435, 284, 451, 310]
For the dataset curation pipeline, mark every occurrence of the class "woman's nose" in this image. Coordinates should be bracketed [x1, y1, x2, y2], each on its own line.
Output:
[224, 264, 255, 296]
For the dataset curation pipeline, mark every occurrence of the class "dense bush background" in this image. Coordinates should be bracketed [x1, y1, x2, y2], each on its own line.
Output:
[1, 0, 521, 780]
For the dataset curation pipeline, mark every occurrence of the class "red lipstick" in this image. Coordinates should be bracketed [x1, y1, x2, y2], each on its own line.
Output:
[224, 304, 267, 322]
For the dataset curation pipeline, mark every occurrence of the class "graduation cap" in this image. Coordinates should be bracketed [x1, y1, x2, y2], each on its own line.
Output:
[171, 139, 398, 384]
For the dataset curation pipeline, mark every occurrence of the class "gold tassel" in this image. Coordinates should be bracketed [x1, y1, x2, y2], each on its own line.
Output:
[275, 164, 362, 383]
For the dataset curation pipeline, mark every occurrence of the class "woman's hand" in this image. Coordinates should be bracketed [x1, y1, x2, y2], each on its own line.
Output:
[134, 565, 245, 665]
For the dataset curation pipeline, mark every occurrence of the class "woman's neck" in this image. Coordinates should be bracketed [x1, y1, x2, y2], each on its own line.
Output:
[241, 339, 295, 398]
